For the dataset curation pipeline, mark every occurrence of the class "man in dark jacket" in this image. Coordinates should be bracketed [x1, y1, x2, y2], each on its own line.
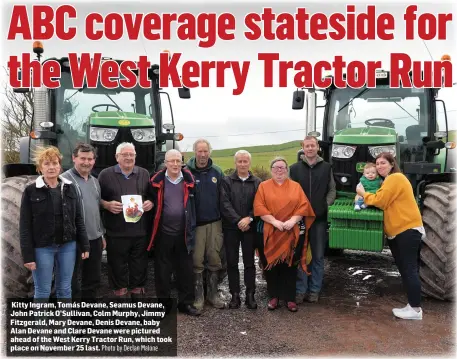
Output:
[98, 142, 154, 300]
[220, 150, 261, 309]
[186, 139, 226, 310]
[289, 136, 336, 303]
[148, 149, 199, 316]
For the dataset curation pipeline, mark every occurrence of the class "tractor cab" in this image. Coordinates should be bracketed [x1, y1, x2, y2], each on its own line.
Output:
[293, 68, 454, 194]
[6, 42, 189, 178]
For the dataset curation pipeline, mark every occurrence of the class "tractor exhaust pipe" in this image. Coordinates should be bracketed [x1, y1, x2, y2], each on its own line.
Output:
[292, 87, 319, 137]
[305, 89, 317, 136]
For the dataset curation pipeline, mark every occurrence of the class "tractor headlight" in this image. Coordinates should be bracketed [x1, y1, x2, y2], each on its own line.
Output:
[131, 128, 155, 143]
[90, 127, 118, 142]
[332, 145, 356, 159]
[368, 145, 396, 158]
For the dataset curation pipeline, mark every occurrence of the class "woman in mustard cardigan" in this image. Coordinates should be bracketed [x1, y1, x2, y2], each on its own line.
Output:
[356, 152, 425, 320]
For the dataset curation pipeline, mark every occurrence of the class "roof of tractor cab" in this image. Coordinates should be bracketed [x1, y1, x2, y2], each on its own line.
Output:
[322, 69, 440, 92]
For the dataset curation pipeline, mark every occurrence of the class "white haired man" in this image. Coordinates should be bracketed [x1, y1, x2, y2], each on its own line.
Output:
[186, 139, 226, 310]
[147, 149, 200, 316]
[98, 142, 154, 300]
[220, 150, 262, 309]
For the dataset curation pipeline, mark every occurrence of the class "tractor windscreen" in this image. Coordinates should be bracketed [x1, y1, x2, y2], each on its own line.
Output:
[54, 72, 155, 169]
[327, 86, 430, 143]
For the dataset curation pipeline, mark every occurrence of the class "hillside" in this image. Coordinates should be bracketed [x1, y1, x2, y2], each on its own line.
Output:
[183, 140, 302, 171]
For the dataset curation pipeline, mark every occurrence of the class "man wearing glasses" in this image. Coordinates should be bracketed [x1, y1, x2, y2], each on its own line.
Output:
[148, 149, 200, 316]
[289, 136, 336, 303]
[98, 142, 154, 300]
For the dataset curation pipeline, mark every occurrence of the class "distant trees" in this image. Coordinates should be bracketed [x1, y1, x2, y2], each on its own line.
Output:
[1, 75, 33, 165]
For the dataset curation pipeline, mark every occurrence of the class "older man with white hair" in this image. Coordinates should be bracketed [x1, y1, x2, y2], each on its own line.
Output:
[186, 138, 226, 310]
[98, 142, 154, 300]
[148, 149, 200, 316]
[220, 150, 262, 309]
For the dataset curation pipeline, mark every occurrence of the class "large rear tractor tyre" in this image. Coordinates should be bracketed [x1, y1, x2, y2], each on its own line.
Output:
[2, 175, 38, 298]
[420, 182, 456, 301]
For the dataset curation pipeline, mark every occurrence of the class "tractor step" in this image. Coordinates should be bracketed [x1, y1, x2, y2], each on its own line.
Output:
[328, 198, 384, 252]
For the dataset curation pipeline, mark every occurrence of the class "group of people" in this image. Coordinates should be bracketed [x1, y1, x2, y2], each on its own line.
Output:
[19, 135, 426, 320]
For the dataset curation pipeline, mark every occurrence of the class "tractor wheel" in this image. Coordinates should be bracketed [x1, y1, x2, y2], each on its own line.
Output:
[2, 175, 38, 298]
[420, 182, 456, 301]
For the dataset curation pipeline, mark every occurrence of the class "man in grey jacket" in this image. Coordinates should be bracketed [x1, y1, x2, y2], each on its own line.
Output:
[62, 143, 105, 301]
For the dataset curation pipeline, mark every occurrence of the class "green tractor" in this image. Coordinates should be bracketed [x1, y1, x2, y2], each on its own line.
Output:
[292, 67, 456, 301]
[2, 42, 189, 298]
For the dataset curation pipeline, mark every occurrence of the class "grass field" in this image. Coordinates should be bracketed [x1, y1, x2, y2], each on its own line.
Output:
[183, 140, 302, 171]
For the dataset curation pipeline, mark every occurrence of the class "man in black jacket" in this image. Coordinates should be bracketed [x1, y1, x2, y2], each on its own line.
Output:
[220, 150, 262, 309]
[289, 136, 336, 303]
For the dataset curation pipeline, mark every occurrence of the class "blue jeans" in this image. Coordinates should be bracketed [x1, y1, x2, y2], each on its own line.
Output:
[32, 241, 77, 299]
[296, 219, 328, 294]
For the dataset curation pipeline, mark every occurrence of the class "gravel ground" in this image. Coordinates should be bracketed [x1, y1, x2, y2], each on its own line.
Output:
[1, 249, 453, 357]
[96, 249, 455, 357]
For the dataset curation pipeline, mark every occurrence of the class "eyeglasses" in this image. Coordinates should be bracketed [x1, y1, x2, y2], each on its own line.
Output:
[166, 159, 182, 164]
[119, 153, 136, 158]
[271, 166, 286, 171]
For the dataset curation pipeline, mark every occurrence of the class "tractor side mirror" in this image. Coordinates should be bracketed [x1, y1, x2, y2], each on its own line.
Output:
[292, 90, 305, 110]
[178, 87, 191, 99]
[297, 149, 304, 162]
[13, 70, 30, 93]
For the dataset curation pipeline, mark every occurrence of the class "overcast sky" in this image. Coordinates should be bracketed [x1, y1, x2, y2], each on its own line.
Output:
[1, 0, 456, 150]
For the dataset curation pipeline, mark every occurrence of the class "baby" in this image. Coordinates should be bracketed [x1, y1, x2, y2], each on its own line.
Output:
[354, 163, 382, 211]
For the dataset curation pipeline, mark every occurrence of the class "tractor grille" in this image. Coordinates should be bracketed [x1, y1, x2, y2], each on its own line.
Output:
[91, 128, 156, 176]
[331, 144, 375, 192]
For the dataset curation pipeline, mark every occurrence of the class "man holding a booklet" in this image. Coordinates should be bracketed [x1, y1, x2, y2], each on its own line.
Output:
[98, 142, 154, 300]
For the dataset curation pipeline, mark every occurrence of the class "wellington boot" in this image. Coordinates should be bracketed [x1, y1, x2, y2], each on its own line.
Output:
[206, 271, 226, 309]
[193, 273, 205, 311]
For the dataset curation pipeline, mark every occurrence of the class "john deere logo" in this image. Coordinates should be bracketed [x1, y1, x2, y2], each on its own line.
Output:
[356, 162, 366, 173]
[118, 120, 130, 126]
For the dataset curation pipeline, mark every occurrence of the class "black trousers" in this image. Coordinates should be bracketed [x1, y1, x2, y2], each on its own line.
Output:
[72, 237, 103, 300]
[154, 231, 194, 306]
[105, 235, 148, 290]
[257, 233, 297, 302]
[264, 263, 297, 302]
[388, 229, 422, 307]
[223, 229, 256, 293]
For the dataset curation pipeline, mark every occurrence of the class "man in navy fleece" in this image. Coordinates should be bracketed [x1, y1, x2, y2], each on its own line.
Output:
[186, 139, 226, 311]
